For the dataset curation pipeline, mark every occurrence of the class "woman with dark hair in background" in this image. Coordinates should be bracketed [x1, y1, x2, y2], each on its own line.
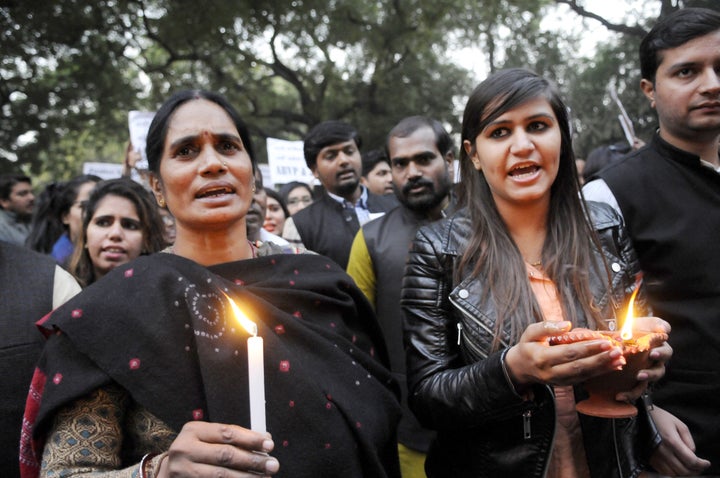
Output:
[263, 187, 289, 235]
[278, 180, 314, 216]
[26, 175, 100, 265]
[67, 177, 166, 287]
[21, 89, 400, 478]
[402, 69, 671, 477]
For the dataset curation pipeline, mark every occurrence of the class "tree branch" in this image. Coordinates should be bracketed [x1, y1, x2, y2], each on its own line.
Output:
[554, 0, 647, 38]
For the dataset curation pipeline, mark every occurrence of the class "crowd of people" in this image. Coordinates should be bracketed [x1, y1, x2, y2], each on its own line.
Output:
[1, 7, 718, 478]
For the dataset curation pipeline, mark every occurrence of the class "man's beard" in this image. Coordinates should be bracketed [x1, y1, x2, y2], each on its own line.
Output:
[334, 177, 360, 198]
[398, 174, 451, 212]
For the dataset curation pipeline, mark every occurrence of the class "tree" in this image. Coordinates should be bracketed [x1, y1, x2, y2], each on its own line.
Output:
[2, 0, 718, 179]
[554, 0, 720, 158]
[2, 0, 482, 176]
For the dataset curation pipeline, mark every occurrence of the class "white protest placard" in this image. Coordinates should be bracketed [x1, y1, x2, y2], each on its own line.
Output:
[82, 162, 124, 180]
[83, 162, 143, 182]
[266, 137, 315, 188]
[128, 110, 156, 170]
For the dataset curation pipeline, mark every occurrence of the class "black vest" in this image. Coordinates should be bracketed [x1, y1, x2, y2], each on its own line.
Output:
[598, 133, 720, 472]
[293, 191, 398, 269]
[0, 242, 57, 478]
[362, 206, 436, 452]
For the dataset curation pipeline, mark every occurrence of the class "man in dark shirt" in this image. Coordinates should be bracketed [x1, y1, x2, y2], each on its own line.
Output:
[282, 121, 397, 268]
[584, 8, 720, 475]
[347, 116, 454, 477]
[0, 173, 35, 245]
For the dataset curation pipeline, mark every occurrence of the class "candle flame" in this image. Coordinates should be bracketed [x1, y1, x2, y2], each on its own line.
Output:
[225, 293, 257, 337]
[620, 275, 643, 342]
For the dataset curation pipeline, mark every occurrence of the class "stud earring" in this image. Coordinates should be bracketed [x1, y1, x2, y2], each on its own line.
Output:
[251, 182, 256, 193]
[158, 197, 165, 208]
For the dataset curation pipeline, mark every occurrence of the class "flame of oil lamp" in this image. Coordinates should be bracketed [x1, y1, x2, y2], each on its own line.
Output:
[620, 275, 643, 343]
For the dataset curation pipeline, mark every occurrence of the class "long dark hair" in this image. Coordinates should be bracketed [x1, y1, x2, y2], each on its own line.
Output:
[458, 68, 606, 350]
[26, 175, 100, 254]
[69, 178, 166, 287]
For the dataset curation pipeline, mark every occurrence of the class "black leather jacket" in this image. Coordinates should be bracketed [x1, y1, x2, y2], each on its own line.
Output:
[401, 202, 660, 478]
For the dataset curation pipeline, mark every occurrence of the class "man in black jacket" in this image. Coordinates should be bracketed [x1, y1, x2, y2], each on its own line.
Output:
[347, 116, 454, 477]
[282, 121, 397, 268]
[583, 7, 720, 476]
[1, 241, 80, 478]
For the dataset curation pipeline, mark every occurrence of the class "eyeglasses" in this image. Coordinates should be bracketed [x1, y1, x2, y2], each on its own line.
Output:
[287, 197, 313, 206]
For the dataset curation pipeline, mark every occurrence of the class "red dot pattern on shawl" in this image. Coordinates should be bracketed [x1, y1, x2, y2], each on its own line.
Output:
[128, 358, 141, 370]
[230, 261, 376, 460]
[124, 268, 134, 278]
[52, 373, 62, 385]
[192, 409, 204, 420]
[71, 309, 82, 319]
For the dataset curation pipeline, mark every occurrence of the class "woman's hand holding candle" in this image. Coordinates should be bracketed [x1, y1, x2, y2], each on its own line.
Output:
[159, 421, 279, 477]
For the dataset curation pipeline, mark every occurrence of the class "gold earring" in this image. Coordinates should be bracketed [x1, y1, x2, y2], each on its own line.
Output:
[158, 197, 165, 208]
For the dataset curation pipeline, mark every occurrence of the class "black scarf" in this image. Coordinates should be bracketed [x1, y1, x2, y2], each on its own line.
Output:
[22, 252, 401, 477]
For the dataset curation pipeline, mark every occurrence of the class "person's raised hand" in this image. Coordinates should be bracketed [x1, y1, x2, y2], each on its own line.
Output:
[159, 421, 279, 477]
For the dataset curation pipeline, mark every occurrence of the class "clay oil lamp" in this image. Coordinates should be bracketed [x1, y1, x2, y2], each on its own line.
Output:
[548, 277, 668, 418]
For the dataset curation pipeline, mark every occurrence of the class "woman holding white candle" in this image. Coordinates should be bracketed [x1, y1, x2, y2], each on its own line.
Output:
[21, 90, 401, 478]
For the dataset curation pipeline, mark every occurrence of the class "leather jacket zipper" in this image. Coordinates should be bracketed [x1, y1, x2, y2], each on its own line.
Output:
[457, 322, 462, 345]
[449, 294, 509, 359]
[523, 409, 532, 439]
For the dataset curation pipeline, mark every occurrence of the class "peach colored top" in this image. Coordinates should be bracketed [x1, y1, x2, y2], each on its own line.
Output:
[527, 263, 591, 478]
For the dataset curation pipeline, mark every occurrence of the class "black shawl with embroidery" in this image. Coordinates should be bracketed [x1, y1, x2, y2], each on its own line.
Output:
[22, 252, 401, 477]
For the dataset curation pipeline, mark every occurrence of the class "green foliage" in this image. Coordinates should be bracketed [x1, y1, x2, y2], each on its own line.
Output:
[2, 0, 718, 180]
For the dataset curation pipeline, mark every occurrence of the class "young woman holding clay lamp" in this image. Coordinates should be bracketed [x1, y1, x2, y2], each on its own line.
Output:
[401, 69, 673, 477]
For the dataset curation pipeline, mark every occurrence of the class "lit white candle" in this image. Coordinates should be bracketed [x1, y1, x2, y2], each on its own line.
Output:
[228, 296, 266, 432]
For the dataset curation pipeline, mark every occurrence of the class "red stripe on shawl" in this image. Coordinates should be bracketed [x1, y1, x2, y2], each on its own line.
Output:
[19, 367, 47, 478]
